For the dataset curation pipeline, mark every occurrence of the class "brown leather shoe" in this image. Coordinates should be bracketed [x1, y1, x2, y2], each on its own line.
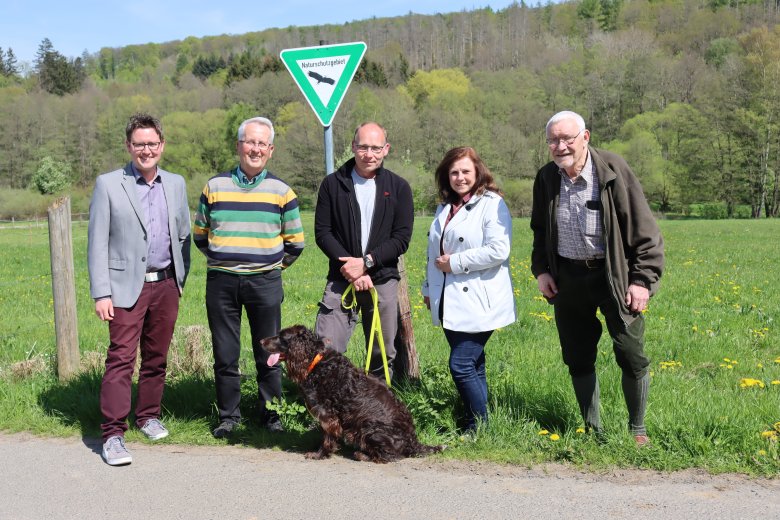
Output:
[633, 434, 652, 447]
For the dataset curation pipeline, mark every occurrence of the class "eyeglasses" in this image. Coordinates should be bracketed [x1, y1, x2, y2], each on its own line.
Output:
[546, 130, 582, 147]
[355, 144, 387, 155]
[131, 142, 162, 152]
[240, 140, 271, 151]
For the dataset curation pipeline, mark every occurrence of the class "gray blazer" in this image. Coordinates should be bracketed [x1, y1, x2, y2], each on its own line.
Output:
[88, 163, 191, 308]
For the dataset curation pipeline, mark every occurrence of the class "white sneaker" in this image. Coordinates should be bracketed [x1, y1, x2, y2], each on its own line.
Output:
[102, 436, 132, 466]
[140, 418, 169, 441]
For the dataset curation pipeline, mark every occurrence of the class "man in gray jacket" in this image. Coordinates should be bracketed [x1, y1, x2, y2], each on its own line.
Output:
[531, 111, 664, 446]
[88, 113, 191, 466]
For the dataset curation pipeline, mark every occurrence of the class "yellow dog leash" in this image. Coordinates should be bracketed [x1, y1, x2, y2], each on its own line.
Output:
[341, 283, 392, 386]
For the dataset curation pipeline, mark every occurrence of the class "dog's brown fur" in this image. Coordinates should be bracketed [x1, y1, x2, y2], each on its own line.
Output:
[262, 325, 444, 463]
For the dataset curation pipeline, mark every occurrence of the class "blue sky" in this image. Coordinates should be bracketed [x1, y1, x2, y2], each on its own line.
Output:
[2, 1, 523, 66]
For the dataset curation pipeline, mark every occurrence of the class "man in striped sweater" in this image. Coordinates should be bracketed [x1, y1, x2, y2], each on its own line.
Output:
[194, 116, 305, 438]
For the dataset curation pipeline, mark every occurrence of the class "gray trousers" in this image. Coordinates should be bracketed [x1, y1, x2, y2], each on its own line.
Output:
[315, 278, 398, 380]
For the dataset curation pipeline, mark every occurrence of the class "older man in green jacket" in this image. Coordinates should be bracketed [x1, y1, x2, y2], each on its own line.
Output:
[531, 110, 664, 446]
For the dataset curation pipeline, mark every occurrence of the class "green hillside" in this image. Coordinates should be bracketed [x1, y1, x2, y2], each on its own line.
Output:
[1, 0, 779, 219]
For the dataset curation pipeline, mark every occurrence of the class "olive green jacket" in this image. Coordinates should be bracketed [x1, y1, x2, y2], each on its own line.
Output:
[530, 147, 664, 325]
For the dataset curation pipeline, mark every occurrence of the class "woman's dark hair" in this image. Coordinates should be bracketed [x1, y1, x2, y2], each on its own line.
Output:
[434, 147, 501, 204]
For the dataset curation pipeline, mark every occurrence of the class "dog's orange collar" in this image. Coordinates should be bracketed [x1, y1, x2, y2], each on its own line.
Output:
[306, 353, 324, 377]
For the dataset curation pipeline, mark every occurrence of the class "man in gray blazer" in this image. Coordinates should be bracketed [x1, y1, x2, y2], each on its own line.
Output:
[88, 113, 191, 466]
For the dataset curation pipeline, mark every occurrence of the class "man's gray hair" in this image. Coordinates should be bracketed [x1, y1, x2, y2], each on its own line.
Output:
[546, 111, 586, 134]
[238, 117, 275, 143]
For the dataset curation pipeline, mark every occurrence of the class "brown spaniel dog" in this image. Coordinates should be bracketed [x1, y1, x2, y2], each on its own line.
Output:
[262, 325, 444, 463]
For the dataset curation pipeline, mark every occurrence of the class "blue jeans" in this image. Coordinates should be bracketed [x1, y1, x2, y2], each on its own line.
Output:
[443, 329, 493, 431]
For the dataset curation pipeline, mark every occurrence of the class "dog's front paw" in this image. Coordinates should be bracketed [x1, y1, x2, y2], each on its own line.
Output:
[353, 451, 371, 462]
[305, 450, 329, 460]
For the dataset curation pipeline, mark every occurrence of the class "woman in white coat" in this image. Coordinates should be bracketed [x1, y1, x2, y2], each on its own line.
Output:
[422, 147, 516, 433]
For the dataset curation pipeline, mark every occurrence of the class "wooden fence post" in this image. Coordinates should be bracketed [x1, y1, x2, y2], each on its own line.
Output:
[47, 197, 80, 381]
[394, 255, 420, 381]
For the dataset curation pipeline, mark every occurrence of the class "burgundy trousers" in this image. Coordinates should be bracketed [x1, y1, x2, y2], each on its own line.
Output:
[100, 277, 179, 441]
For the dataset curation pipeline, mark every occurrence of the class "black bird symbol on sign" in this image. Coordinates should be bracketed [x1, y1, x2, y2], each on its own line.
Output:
[308, 70, 335, 85]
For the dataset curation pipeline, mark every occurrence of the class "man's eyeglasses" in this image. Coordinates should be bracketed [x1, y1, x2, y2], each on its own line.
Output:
[131, 142, 162, 152]
[546, 130, 582, 147]
[355, 144, 386, 155]
[239, 140, 271, 151]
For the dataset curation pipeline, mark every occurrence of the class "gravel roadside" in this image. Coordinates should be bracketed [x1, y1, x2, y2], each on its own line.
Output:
[1, 432, 777, 519]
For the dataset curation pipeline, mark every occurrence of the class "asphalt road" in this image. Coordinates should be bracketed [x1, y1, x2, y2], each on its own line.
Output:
[1, 432, 778, 519]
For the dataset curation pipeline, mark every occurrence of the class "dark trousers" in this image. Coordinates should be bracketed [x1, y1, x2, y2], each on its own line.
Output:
[444, 329, 493, 431]
[100, 277, 179, 441]
[206, 269, 283, 423]
[314, 278, 398, 380]
[553, 261, 649, 379]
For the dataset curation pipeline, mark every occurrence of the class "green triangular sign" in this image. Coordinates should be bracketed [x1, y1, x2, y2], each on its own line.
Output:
[280, 42, 367, 127]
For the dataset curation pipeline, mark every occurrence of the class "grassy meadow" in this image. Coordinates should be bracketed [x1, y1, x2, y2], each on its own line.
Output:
[0, 214, 778, 476]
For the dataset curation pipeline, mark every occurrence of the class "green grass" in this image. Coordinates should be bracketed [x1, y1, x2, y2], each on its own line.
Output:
[1, 215, 779, 475]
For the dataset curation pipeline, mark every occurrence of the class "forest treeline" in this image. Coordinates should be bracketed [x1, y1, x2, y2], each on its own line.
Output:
[2, 0, 780, 219]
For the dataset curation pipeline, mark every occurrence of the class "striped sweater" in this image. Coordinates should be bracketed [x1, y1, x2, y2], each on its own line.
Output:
[193, 168, 305, 273]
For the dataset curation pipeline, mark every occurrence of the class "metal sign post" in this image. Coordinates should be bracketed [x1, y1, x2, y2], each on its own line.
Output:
[324, 125, 334, 175]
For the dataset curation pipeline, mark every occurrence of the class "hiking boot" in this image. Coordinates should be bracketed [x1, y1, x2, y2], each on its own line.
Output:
[102, 435, 132, 466]
[213, 420, 238, 439]
[140, 418, 169, 441]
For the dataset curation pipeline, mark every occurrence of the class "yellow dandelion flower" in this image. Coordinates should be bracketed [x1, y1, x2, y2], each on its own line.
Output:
[692, 325, 698, 332]
[774, 422, 780, 432]
[740, 378, 765, 389]
[771, 381, 780, 386]
[576, 427, 585, 434]
[549, 434, 560, 441]
[758, 450, 767, 456]
[538, 430, 549, 436]
[757, 363, 763, 369]
[760, 430, 777, 439]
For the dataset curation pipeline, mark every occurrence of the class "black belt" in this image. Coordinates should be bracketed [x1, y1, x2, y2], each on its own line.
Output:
[558, 256, 605, 269]
[144, 267, 174, 283]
